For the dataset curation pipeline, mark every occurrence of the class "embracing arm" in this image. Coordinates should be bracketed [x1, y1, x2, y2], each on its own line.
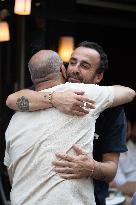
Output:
[111, 85, 135, 107]
[6, 89, 53, 111]
[52, 145, 119, 182]
[92, 152, 119, 182]
[6, 85, 135, 114]
[6, 89, 95, 115]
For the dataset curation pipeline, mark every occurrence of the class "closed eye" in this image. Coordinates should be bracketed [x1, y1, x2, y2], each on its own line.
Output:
[69, 59, 77, 66]
[80, 62, 90, 69]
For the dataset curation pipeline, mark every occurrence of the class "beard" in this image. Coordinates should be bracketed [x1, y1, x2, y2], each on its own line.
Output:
[67, 72, 83, 83]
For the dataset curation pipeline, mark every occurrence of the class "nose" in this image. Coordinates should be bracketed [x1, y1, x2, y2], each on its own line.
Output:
[72, 62, 80, 73]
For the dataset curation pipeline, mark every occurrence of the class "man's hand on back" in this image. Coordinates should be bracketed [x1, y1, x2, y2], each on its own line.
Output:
[52, 145, 95, 179]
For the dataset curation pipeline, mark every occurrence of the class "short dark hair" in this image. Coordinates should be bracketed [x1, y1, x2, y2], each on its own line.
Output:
[77, 41, 108, 73]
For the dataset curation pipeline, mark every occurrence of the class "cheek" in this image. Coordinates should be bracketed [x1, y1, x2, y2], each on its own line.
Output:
[66, 68, 71, 76]
[82, 70, 96, 83]
[82, 70, 91, 79]
[67, 66, 73, 74]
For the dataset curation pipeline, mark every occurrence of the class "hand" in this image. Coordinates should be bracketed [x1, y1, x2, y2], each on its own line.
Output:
[52, 145, 95, 179]
[52, 90, 95, 116]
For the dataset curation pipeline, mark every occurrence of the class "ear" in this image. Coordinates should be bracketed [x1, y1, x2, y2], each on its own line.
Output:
[95, 73, 103, 84]
[60, 64, 67, 79]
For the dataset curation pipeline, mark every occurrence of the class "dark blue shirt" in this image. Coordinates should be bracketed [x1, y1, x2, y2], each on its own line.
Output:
[93, 106, 127, 205]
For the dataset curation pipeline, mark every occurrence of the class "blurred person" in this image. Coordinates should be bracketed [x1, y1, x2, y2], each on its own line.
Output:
[6, 41, 135, 205]
[131, 192, 136, 205]
[110, 120, 136, 205]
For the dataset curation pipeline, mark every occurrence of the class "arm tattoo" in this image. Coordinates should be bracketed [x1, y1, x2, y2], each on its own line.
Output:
[16, 96, 30, 111]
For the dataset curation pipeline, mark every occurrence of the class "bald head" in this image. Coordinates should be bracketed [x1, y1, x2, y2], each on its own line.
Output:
[28, 50, 63, 84]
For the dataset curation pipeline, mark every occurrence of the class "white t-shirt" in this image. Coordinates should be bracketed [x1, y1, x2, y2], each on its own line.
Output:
[4, 82, 114, 205]
[114, 140, 136, 186]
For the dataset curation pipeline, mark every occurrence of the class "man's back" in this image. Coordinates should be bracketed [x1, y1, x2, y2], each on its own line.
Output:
[4, 82, 114, 205]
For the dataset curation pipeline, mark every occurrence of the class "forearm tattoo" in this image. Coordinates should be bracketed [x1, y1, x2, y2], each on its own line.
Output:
[16, 96, 30, 111]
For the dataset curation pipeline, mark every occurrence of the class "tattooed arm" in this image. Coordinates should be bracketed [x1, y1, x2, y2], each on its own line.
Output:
[6, 89, 95, 114]
[16, 96, 30, 111]
[6, 89, 53, 112]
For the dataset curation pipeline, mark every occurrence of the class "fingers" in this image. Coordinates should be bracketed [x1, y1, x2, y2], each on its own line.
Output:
[53, 150, 91, 179]
[85, 102, 95, 109]
[73, 90, 96, 107]
[77, 95, 95, 104]
[55, 153, 75, 162]
[54, 146, 87, 162]
[71, 102, 94, 116]
[59, 173, 81, 179]
[75, 96, 96, 110]
[57, 90, 95, 116]
[52, 160, 73, 167]
[53, 167, 73, 174]
[72, 145, 87, 156]
[74, 90, 85, 95]
[72, 109, 89, 116]
[76, 101, 95, 110]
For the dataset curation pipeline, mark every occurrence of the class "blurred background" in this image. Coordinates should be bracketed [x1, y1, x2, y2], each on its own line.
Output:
[0, 0, 136, 204]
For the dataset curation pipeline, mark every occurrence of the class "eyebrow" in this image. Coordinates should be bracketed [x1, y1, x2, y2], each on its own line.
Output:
[81, 60, 91, 66]
[70, 57, 92, 67]
[69, 57, 76, 61]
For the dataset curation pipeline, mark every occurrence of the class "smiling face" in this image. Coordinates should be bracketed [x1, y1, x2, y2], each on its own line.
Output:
[67, 46, 103, 84]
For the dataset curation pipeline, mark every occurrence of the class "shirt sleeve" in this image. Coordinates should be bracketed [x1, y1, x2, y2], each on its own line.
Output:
[113, 164, 126, 186]
[91, 86, 114, 116]
[4, 150, 11, 167]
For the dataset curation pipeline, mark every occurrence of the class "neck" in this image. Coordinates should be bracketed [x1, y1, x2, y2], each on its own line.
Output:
[35, 75, 65, 91]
